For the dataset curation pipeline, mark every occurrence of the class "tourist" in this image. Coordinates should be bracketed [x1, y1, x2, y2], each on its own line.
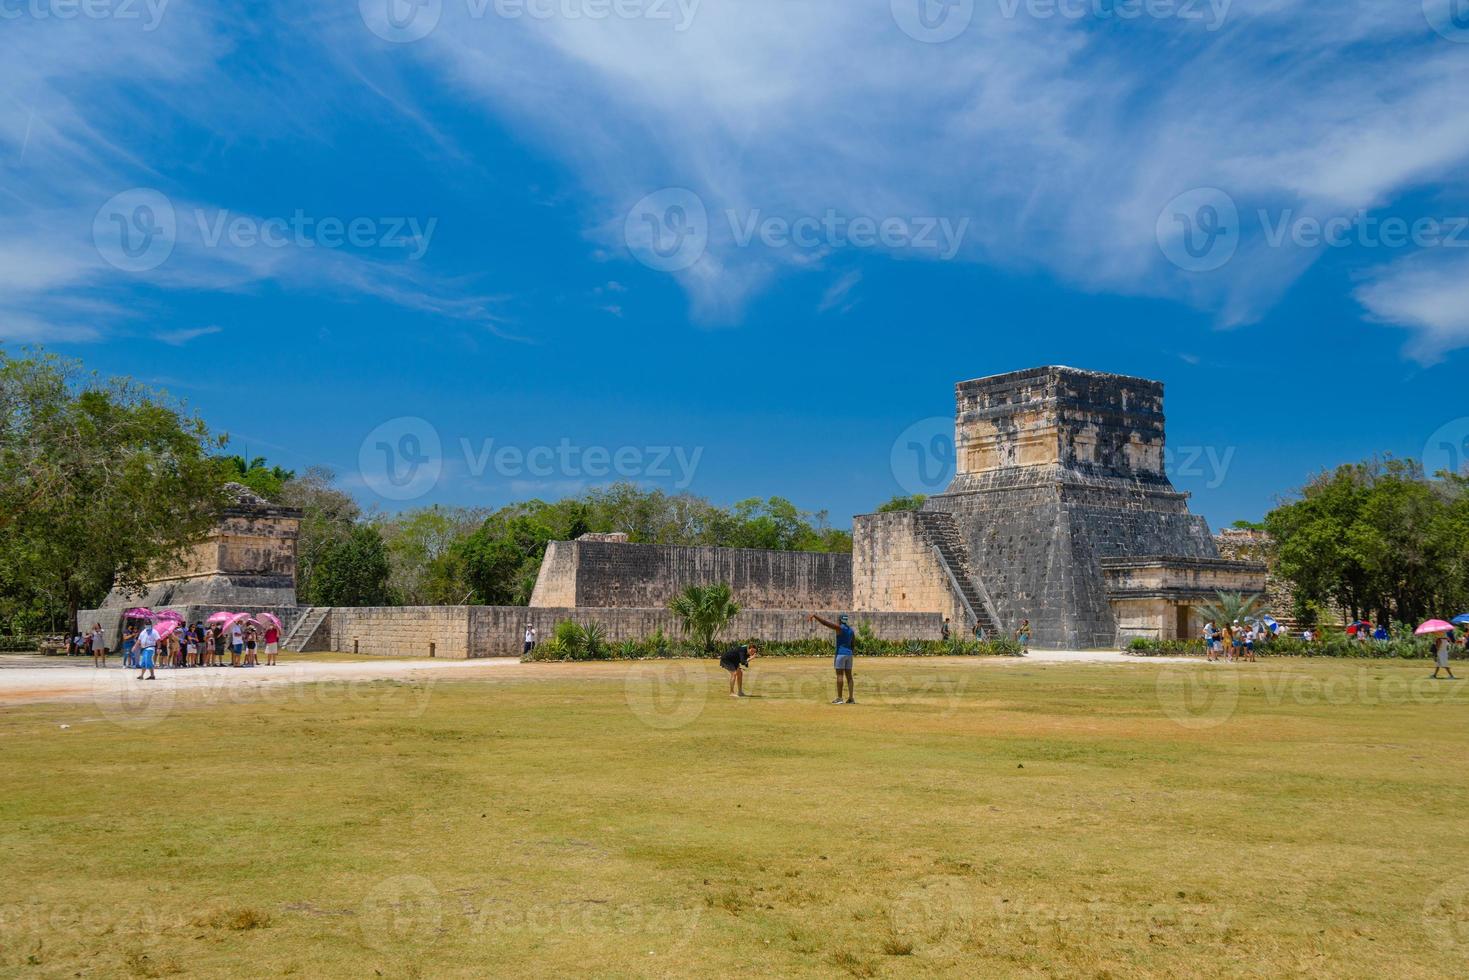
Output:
[186, 626, 200, 667]
[212, 625, 227, 667]
[1431, 634, 1457, 680]
[1016, 619, 1031, 654]
[263, 621, 280, 666]
[1243, 627, 1257, 662]
[720, 643, 758, 698]
[244, 625, 258, 667]
[90, 623, 106, 667]
[136, 622, 159, 681]
[1203, 622, 1217, 662]
[121, 626, 137, 668]
[230, 620, 244, 667]
[973, 621, 985, 643]
[524, 624, 537, 656]
[941, 618, 951, 642]
[808, 613, 857, 704]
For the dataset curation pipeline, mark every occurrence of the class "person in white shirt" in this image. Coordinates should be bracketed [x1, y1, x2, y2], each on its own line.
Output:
[91, 624, 107, 667]
[136, 624, 160, 680]
[230, 623, 244, 667]
[523, 625, 537, 656]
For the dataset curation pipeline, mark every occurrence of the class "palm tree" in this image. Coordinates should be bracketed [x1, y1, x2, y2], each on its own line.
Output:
[1194, 590, 1266, 629]
[668, 583, 741, 653]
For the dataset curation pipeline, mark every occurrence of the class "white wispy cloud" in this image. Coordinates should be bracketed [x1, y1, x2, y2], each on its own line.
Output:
[339, 0, 1469, 352]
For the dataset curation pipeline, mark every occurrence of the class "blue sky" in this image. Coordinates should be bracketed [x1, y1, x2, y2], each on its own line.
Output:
[5, 0, 1469, 531]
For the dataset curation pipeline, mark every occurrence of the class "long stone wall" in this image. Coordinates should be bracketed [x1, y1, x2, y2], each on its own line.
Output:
[529, 539, 853, 610]
[325, 605, 943, 659]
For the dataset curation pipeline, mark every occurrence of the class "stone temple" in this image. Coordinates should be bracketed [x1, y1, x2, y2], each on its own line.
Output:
[82, 367, 1265, 655]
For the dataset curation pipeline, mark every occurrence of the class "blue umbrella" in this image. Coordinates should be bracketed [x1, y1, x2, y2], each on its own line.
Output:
[1453, 614, 1469, 626]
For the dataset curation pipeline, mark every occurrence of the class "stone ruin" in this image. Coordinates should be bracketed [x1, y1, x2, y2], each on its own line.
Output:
[78, 368, 1266, 655]
[544, 367, 1266, 650]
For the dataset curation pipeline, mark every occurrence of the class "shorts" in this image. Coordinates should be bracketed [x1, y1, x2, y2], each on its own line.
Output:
[1438, 650, 1451, 668]
[140, 648, 155, 670]
[719, 658, 744, 672]
[265, 642, 278, 654]
[834, 653, 854, 671]
[232, 643, 243, 655]
[246, 641, 256, 650]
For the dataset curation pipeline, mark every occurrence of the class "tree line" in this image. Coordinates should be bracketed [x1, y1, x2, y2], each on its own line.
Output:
[0, 348, 852, 633]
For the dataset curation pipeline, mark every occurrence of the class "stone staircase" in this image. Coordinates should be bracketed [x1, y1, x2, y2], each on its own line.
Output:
[282, 606, 331, 652]
[914, 512, 1002, 638]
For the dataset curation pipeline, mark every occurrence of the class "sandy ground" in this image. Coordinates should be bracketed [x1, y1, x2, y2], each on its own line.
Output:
[0, 648, 1193, 708]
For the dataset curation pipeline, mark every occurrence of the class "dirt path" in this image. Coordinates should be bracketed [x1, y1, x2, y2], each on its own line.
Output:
[0, 649, 1191, 708]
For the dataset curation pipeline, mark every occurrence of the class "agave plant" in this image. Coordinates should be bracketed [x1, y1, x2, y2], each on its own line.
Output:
[668, 583, 741, 653]
[1194, 591, 1266, 629]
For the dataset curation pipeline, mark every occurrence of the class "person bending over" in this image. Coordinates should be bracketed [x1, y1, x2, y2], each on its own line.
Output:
[719, 643, 758, 698]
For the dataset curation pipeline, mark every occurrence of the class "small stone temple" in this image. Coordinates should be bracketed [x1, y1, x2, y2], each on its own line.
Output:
[80, 367, 1266, 655]
[80, 484, 304, 644]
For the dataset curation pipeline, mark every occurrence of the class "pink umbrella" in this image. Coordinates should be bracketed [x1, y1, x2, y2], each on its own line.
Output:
[257, 612, 283, 632]
[1415, 619, 1457, 635]
[206, 611, 237, 626]
[156, 610, 185, 623]
[155, 620, 181, 639]
[123, 607, 154, 620]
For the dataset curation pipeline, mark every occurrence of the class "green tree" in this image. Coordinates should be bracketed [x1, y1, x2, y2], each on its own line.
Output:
[218, 454, 294, 501]
[877, 494, 926, 513]
[0, 348, 228, 632]
[376, 505, 487, 605]
[455, 511, 556, 605]
[280, 466, 361, 605]
[307, 525, 394, 606]
[1194, 591, 1265, 628]
[668, 583, 741, 652]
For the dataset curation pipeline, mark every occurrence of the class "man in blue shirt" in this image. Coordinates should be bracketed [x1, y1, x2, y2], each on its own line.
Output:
[808, 613, 856, 705]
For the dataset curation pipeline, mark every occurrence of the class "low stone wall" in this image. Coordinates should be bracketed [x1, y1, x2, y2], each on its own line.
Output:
[324, 605, 944, 659]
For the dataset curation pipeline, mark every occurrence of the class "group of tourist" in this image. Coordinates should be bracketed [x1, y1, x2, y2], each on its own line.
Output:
[1202, 622, 1271, 662]
[78, 617, 282, 680]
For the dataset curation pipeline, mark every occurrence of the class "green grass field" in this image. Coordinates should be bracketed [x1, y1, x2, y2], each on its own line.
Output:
[3, 657, 1469, 978]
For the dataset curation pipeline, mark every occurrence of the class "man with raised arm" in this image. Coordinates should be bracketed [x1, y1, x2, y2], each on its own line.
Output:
[807, 613, 857, 705]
